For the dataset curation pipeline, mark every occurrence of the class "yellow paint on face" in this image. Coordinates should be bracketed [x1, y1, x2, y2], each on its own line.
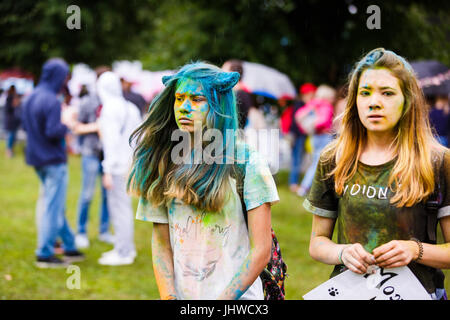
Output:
[174, 78, 209, 133]
[356, 68, 405, 136]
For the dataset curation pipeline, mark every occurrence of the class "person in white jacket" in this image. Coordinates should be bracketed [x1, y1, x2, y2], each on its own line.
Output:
[96, 71, 143, 265]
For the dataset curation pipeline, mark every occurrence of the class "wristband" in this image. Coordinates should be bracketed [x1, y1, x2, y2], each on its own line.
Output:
[338, 246, 347, 264]
[410, 238, 423, 261]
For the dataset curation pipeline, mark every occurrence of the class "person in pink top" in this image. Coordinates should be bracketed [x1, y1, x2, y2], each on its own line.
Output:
[295, 84, 336, 196]
[288, 83, 317, 193]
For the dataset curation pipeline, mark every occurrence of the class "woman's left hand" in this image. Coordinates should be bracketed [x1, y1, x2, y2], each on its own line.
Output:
[372, 240, 419, 268]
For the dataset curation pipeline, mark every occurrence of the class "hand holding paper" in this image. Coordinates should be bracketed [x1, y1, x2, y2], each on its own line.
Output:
[373, 240, 419, 269]
[303, 266, 431, 300]
[341, 243, 377, 274]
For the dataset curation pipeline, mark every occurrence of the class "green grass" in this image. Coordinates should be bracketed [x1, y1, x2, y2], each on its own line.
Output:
[0, 142, 448, 299]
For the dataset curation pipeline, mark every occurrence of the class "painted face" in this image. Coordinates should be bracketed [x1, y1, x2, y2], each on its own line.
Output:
[174, 78, 209, 133]
[356, 68, 405, 136]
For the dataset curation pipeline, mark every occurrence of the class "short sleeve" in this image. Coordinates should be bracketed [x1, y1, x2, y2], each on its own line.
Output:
[303, 154, 338, 219]
[438, 150, 450, 219]
[243, 149, 279, 211]
[136, 197, 168, 224]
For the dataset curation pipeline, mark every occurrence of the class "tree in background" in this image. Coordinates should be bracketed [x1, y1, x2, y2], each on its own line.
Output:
[1, 0, 449, 87]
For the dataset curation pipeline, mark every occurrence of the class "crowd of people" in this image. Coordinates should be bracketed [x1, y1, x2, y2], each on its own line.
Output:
[5, 59, 145, 267]
[1, 50, 449, 300]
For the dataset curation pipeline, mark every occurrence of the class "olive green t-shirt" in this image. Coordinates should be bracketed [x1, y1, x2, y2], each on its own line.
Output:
[303, 150, 450, 293]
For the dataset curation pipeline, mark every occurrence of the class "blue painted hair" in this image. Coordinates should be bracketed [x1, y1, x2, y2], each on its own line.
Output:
[354, 48, 415, 76]
[128, 61, 246, 211]
[162, 61, 241, 132]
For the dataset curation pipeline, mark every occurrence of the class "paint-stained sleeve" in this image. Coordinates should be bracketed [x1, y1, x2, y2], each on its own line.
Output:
[438, 150, 450, 220]
[303, 154, 338, 218]
[243, 149, 279, 211]
[136, 197, 168, 224]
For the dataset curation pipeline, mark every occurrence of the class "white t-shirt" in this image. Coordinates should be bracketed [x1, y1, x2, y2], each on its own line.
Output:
[136, 147, 279, 300]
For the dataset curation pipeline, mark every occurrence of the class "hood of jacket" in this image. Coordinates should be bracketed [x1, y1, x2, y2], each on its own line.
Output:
[96, 71, 125, 104]
[37, 58, 70, 93]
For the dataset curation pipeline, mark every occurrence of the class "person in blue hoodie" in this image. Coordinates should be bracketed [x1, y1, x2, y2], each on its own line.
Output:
[22, 58, 84, 268]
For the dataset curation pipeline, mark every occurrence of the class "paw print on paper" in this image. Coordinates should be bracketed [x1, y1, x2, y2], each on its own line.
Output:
[328, 287, 339, 297]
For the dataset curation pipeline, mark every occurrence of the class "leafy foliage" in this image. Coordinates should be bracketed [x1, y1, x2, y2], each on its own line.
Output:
[0, 0, 449, 87]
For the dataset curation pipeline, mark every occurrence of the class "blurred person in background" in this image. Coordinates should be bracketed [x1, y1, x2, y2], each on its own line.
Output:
[0, 88, 5, 106]
[121, 77, 148, 116]
[288, 83, 316, 193]
[21, 58, 84, 268]
[222, 59, 254, 129]
[4, 85, 22, 158]
[97, 71, 142, 265]
[69, 66, 114, 249]
[61, 82, 81, 155]
[295, 84, 335, 197]
[279, 95, 294, 136]
[429, 95, 449, 147]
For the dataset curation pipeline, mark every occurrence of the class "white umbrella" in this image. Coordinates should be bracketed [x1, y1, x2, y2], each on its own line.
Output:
[241, 61, 297, 100]
[113, 60, 174, 102]
[133, 70, 174, 102]
[67, 63, 97, 97]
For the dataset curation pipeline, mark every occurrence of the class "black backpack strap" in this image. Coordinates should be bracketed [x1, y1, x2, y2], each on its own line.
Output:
[425, 151, 445, 243]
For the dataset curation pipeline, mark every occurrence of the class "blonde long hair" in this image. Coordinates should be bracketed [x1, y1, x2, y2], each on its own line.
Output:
[322, 48, 446, 207]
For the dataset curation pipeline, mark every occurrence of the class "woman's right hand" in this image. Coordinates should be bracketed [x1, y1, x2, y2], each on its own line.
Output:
[102, 173, 114, 190]
[340, 243, 376, 274]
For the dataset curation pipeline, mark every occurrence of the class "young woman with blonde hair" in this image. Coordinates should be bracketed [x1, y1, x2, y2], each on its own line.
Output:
[306, 48, 450, 300]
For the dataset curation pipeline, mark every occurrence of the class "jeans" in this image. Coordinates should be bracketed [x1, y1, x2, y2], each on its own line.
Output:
[77, 155, 109, 235]
[6, 129, 17, 151]
[300, 133, 333, 190]
[288, 134, 306, 185]
[35, 163, 76, 258]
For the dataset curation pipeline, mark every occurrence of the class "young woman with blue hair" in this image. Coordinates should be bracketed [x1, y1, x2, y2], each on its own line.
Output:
[128, 62, 279, 300]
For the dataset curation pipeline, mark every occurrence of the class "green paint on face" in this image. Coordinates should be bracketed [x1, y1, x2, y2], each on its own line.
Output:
[356, 68, 405, 138]
[174, 78, 209, 132]
[176, 78, 205, 96]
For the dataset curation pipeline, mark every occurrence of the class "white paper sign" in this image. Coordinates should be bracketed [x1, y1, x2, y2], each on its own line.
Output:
[303, 266, 431, 300]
